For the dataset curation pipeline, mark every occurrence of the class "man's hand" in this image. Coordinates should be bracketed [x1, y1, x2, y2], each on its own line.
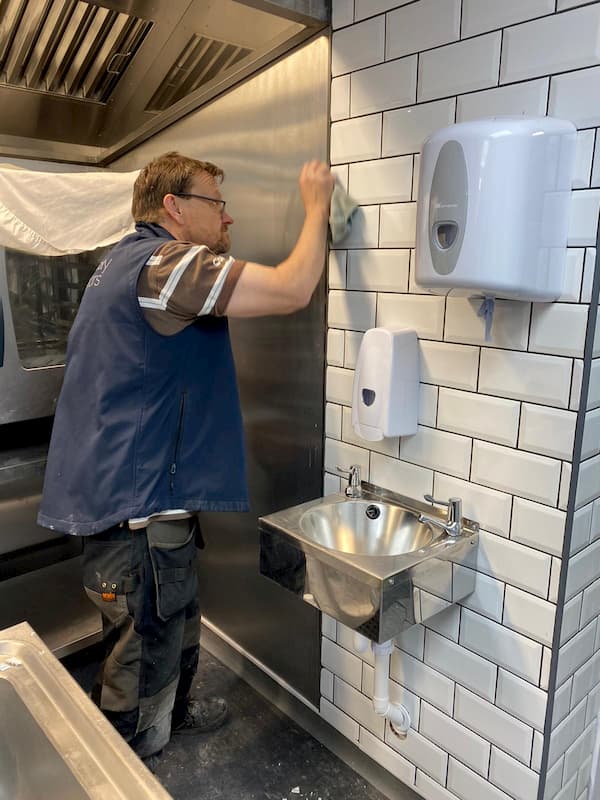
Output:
[299, 160, 335, 217]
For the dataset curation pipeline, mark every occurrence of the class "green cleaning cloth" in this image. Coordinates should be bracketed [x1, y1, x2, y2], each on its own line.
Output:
[329, 183, 358, 244]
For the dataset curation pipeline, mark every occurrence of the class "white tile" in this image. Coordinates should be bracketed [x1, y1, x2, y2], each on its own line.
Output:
[511, 497, 566, 557]
[448, 758, 513, 800]
[331, 164, 348, 191]
[435, 473, 512, 537]
[331, 116, 382, 165]
[581, 576, 600, 629]
[320, 697, 359, 741]
[532, 731, 543, 772]
[564, 723, 596, 785]
[571, 359, 584, 411]
[479, 348, 572, 408]
[462, 0, 554, 37]
[460, 607, 543, 685]
[418, 383, 438, 427]
[454, 685, 534, 764]
[333, 676, 385, 738]
[576, 755, 593, 799]
[588, 359, 600, 410]
[530, 304, 588, 358]
[576, 455, 600, 508]
[457, 78, 549, 124]
[556, 622, 597, 686]
[545, 756, 566, 800]
[322, 613, 337, 640]
[549, 555, 561, 602]
[385, 724, 448, 784]
[553, 675, 573, 725]
[425, 628, 497, 700]
[370, 452, 433, 503]
[419, 341, 479, 391]
[437, 388, 519, 447]
[331, 0, 353, 29]
[572, 502, 593, 553]
[331, 75, 350, 121]
[496, 668, 548, 731]
[328, 249, 346, 290]
[573, 130, 595, 188]
[581, 248, 596, 301]
[386, 0, 460, 61]
[519, 404, 577, 461]
[331, 16, 384, 77]
[341, 406, 399, 458]
[349, 156, 412, 205]
[328, 290, 376, 332]
[420, 703, 490, 776]
[503, 585, 556, 646]
[472, 440, 561, 506]
[320, 668, 334, 701]
[382, 99, 456, 157]
[389, 647, 454, 714]
[422, 601, 460, 642]
[323, 471, 342, 495]
[338, 205, 380, 249]
[475, 530, 551, 598]
[324, 437, 370, 477]
[548, 699, 587, 766]
[377, 293, 443, 339]
[582, 408, 600, 459]
[594, 137, 600, 187]
[412, 157, 420, 202]
[489, 747, 540, 800]
[395, 623, 426, 660]
[325, 402, 342, 439]
[560, 461, 572, 511]
[415, 771, 459, 800]
[327, 329, 345, 367]
[322, 637, 363, 689]
[400, 425, 472, 479]
[350, 56, 417, 117]
[561, 593, 583, 645]
[325, 366, 354, 409]
[540, 646, 551, 690]
[550, 66, 600, 129]
[343, 330, 363, 368]
[379, 203, 417, 248]
[568, 189, 600, 246]
[358, 728, 416, 786]
[558, 0, 598, 8]
[419, 33, 501, 104]
[571, 650, 600, 707]
[454, 565, 505, 622]
[501, 6, 600, 84]
[445, 297, 530, 350]
[355, 0, 413, 20]
[560, 249, 585, 302]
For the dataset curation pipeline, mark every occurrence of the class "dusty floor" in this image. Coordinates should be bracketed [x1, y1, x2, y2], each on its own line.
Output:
[65, 645, 388, 800]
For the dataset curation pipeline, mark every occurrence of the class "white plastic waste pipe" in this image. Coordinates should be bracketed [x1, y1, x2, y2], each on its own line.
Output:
[353, 633, 411, 738]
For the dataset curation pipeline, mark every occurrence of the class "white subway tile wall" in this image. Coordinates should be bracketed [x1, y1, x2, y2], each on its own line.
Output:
[326, 3, 600, 800]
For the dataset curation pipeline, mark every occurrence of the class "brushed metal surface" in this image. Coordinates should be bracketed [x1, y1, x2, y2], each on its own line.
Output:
[259, 484, 479, 643]
[111, 35, 329, 704]
[300, 500, 436, 556]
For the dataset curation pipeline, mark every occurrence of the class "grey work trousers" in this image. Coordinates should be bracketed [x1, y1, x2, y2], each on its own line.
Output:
[82, 519, 201, 758]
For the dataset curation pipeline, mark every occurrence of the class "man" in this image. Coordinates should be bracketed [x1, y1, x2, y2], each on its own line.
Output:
[38, 151, 334, 766]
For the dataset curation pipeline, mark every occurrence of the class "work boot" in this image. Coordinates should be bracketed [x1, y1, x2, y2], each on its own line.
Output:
[171, 697, 229, 735]
[141, 750, 163, 773]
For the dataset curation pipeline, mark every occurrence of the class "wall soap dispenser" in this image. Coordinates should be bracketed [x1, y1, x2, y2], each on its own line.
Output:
[351, 328, 419, 442]
[415, 116, 576, 301]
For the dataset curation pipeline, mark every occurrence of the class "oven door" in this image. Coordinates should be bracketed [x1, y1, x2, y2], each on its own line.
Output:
[0, 246, 104, 424]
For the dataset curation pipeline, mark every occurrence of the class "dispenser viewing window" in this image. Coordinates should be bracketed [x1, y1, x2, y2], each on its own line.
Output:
[415, 117, 576, 301]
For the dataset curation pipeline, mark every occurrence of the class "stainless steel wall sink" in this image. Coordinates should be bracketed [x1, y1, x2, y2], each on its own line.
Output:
[259, 483, 479, 643]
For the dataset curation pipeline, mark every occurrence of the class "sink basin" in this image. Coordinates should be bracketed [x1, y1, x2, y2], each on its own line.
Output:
[300, 500, 436, 556]
[259, 483, 479, 643]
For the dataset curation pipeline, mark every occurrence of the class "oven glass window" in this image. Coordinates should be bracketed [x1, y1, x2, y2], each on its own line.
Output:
[4, 247, 109, 368]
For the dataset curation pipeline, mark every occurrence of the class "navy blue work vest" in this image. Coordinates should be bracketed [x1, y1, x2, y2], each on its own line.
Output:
[38, 223, 249, 535]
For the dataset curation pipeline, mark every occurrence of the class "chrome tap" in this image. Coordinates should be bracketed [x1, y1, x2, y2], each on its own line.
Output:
[418, 494, 463, 537]
[336, 464, 362, 499]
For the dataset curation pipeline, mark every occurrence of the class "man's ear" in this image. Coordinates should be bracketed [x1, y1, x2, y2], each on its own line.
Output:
[162, 194, 182, 223]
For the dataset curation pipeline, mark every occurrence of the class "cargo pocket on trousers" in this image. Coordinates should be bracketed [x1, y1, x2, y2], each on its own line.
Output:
[82, 538, 139, 628]
[146, 520, 198, 621]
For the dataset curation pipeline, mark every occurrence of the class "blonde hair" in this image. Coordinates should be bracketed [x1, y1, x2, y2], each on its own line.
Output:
[132, 151, 224, 222]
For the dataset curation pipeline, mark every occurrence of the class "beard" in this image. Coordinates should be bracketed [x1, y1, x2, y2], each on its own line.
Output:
[213, 230, 231, 254]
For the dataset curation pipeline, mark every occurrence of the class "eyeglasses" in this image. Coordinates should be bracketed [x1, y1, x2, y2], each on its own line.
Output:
[174, 193, 226, 214]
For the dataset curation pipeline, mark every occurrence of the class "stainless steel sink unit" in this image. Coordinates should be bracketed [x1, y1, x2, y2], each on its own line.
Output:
[0, 622, 171, 800]
[259, 483, 479, 643]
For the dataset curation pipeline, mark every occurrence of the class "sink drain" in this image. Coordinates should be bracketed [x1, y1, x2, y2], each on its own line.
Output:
[365, 504, 381, 520]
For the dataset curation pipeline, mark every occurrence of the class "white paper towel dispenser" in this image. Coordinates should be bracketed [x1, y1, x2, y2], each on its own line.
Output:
[351, 328, 419, 442]
[415, 116, 576, 301]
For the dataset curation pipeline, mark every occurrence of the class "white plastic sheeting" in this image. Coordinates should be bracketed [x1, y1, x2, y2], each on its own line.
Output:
[0, 163, 139, 256]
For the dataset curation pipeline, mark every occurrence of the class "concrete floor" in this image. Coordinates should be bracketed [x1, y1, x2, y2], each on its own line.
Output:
[65, 645, 388, 800]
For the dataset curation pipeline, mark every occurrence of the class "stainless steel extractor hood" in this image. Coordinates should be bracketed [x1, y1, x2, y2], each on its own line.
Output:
[0, 0, 329, 164]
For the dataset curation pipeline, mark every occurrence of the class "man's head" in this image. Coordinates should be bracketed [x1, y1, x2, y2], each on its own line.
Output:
[132, 151, 233, 253]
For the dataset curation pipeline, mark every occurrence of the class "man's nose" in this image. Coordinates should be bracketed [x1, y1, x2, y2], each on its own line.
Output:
[222, 211, 234, 225]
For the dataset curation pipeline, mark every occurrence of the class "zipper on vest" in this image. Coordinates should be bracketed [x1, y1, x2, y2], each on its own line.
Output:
[170, 392, 186, 491]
